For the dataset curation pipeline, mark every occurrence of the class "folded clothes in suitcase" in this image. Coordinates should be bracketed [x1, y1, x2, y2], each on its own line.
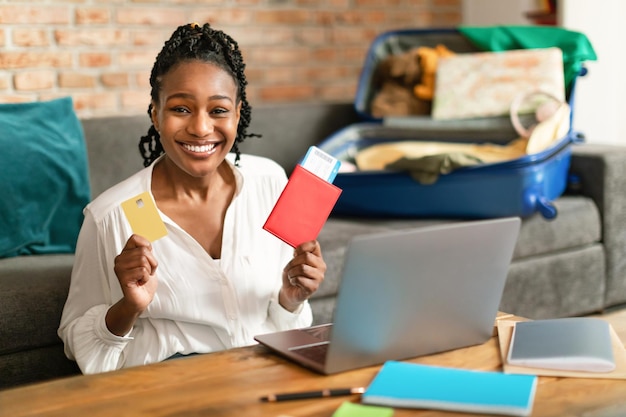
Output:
[317, 27, 597, 220]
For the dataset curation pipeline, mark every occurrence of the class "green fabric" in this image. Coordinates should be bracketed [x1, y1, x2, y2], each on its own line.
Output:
[0, 97, 91, 257]
[385, 152, 483, 185]
[458, 25, 597, 90]
[332, 401, 394, 417]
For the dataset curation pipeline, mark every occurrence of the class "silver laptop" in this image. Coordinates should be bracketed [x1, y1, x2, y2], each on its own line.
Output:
[254, 217, 521, 374]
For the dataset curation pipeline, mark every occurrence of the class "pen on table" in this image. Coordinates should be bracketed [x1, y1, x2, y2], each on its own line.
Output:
[260, 387, 365, 402]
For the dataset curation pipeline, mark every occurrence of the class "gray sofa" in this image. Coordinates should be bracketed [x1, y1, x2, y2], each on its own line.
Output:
[2, 102, 626, 390]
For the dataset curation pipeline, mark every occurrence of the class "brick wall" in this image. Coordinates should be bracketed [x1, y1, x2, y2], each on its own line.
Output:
[0, 0, 461, 118]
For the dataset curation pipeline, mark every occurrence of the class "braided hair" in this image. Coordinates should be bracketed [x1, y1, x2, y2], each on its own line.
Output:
[139, 23, 258, 167]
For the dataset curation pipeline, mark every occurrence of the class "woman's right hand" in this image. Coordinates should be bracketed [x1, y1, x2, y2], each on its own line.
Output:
[113, 234, 159, 313]
[106, 234, 158, 336]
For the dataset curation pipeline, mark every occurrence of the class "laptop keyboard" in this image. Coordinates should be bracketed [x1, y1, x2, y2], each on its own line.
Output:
[290, 342, 329, 365]
[287, 324, 333, 365]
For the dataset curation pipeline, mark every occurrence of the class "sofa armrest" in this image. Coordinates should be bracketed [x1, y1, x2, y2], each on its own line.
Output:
[569, 143, 626, 306]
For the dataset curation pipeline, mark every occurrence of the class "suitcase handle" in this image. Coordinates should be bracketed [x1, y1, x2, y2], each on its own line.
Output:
[536, 197, 558, 220]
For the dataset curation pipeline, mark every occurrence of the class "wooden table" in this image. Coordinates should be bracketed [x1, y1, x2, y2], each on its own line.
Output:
[2, 312, 626, 417]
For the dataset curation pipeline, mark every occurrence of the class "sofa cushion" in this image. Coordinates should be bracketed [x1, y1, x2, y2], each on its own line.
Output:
[0, 254, 74, 355]
[502, 244, 605, 319]
[316, 195, 600, 300]
[81, 115, 150, 198]
[0, 344, 80, 390]
[0, 97, 91, 257]
[512, 196, 601, 258]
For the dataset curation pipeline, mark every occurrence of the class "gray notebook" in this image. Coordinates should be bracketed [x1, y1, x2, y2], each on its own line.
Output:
[507, 317, 615, 373]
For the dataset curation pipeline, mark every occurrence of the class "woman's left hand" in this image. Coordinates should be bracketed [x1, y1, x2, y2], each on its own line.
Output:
[279, 240, 326, 312]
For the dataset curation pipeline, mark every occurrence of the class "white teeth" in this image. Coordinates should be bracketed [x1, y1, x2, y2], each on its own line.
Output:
[182, 143, 216, 153]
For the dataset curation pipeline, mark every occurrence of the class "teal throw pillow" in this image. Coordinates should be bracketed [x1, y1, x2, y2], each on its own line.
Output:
[0, 97, 91, 257]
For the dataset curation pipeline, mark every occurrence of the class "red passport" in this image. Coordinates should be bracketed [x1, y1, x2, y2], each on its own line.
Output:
[263, 164, 342, 248]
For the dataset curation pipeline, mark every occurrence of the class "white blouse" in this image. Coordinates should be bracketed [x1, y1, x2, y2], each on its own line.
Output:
[58, 154, 312, 374]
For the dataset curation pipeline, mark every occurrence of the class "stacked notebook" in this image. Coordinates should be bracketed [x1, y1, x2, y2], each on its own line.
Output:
[497, 317, 626, 379]
[362, 361, 537, 417]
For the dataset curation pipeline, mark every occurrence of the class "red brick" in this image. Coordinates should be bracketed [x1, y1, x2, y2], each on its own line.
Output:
[228, 0, 261, 5]
[262, 67, 297, 84]
[79, 53, 112, 68]
[135, 71, 152, 88]
[243, 67, 263, 84]
[32, 91, 71, 105]
[0, 95, 37, 104]
[75, 7, 111, 25]
[0, 5, 70, 24]
[0, 52, 72, 69]
[311, 47, 338, 62]
[300, 65, 353, 82]
[354, 0, 402, 6]
[330, 27, 380, 45]
[116, 8, 186, 25]
[39, 93, 73, 104]
[71, 92, 117, 112]
[101, 72, 130, 88]
[223, 27, 295, 47]
[259, 84, 315, 102]
[400, 0, 429, 6]
[343, 45, 371, 62]
[327, 0, 350, 6]
[59, 72, 97, 89]
[432, 10, 462, 26]
[0, 74, 9, 90]
[315, 11, 335, 25]
[118, 50, 158, 68]
[132, 29, 170, 46]
[386, 10, 432, 27]
[247, 47, 310, 66]
[331, 10, 387, 25]
[254, 10, 311, 25]
[55, 29, 128, 46]
[295, 28, 327, 45]
[317, 82, 357, 102]
[433, 0, 461, 6]
[12, 29, 50, 47]
[122, 90, 150, 112]
[194, 9, 253, 26]
[295, 0, 317, 6]
[168, 0, 224, 4]
[14, 70, 56, 91]
[245, 86, 260, 106]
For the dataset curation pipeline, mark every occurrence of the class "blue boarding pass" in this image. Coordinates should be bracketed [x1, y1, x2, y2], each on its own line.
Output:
[300, 146, 341, 183]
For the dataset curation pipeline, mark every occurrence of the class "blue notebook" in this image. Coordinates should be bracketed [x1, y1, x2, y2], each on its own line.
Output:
[362, 361, 537, 416]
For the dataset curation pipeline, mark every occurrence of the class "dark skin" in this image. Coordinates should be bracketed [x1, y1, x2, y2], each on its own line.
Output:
[106, 60, 326, 336]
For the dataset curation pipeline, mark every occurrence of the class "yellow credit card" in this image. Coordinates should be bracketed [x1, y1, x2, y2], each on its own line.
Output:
[121, 191, 168, 242]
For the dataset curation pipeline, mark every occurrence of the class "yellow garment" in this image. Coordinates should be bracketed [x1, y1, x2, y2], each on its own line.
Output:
[354, 138, 534, 184]
[385, 152, 482, 184]
[355, 139, 528, 172]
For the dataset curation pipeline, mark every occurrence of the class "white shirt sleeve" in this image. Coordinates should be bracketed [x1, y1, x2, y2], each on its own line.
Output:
[58, 209, 133, 374]
[268, 296, 313, 330]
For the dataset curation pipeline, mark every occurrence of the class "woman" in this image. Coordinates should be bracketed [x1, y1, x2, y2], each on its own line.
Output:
[58, 23, 325, 374]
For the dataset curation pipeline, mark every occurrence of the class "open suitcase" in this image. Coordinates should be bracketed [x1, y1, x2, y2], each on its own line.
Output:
[317, 28, 594, 219]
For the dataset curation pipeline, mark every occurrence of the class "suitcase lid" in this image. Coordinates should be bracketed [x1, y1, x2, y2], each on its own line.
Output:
[354, 27, 595, 123]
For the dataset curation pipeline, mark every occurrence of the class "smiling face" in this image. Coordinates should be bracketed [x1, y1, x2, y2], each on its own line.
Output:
[150, 60, 242, 179]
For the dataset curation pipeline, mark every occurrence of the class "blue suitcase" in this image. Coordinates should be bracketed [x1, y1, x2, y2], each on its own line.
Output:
[317, 28, 593, 219]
